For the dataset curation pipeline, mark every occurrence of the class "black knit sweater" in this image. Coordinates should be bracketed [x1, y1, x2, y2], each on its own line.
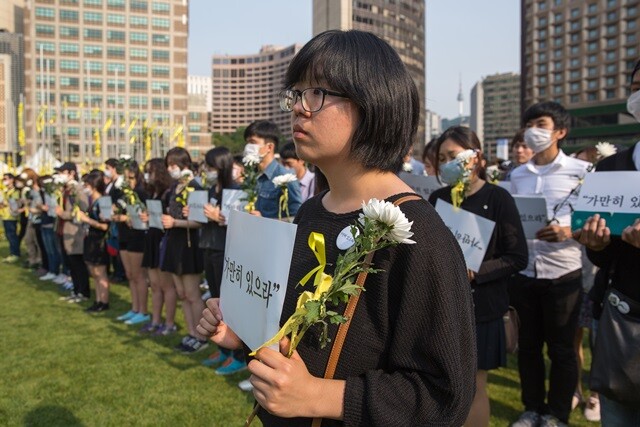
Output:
[257, 192, 476, 427]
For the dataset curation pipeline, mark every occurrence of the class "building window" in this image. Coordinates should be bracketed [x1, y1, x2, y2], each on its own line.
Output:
[107, 63, 125, 73]
[587, 92, 597, 101]
[130, 32, 149, 43]
[130, 64, 148, 75]
[130, 96, 149, 107]
[606, 64, 617, 73]
[569, 70, 580, 79]
[152, 34, 170, 45]
[628, 20, 637, 30]
[538, 64, 548, 73]
[60, 43, 79, 54]
[587, 80, 598, 89]
[606, 77, 616, 86]
[607, 11, 617, 21]
[35, 42, 55, 53]
[107, 47, 125, 58]
[629, 6, 638, 16]
[152, 1, 170, 12]
[554, 85, 563, 94]
[131, 1, 148, 11]
[539, 17, 548, 26]
[627, 33, 637, 43]
[554, 24, 563, 34]
[570, 82, 580, 91]
[553, 12, 562, 21]
[85, 0, 102, 4]
[130, 48, 148, 59]
[605, 51, 616, 60]
[130, 81, 148, 90]
[587, 41, 597, 51]
[606, 25, 617, 35]
[152, 17, 170, 28]
[60, 26, 79, 38]
[84, 45, 102, 56]
[570, 21, 580, 31]
[107, 13, 125, 24]
[570, 33, 580, 42]
[587, 29, 598, 38]
[588, 16, 598, 26]
[538, 29, 547, 38]
[554, 49, 563, 58]
[87, 78, 102, 89]
[587, 54, 597, 63]
[570, 8, 579, 18]
[554, 73, 563, 82]
[587, 3, 597, 13]
[107, 79, 125, 90]
[86, 61, 102, 72]
[83, 28, 102, 40]
[60, 60, 80, 71]
[587, 67, 597, 76]
[84, 12, 102, 23]
[570, 45, 579, 55]
[538, 52, 547, 61]
[152, 49, 170, 60]
[152, 65, 170, 77]
[538, 76, 548, 84]
[606, 89, 616, 98]
[130, 16, 148, 26]
[569, 58, 580, 67]
[554, 37, 563, 47]
[59, 10, 79, 21]
[539, 40, 547, 49]
[107, 30, 125, 41]
[36, 24, 55, 36]
[538, 2, 547, 11]
[539, 87, 547, 96]
[107, 0, 125, 6]
[628, 46, 638, 57]
[35, 7, 55, 18]
[607, 0, 617, 8]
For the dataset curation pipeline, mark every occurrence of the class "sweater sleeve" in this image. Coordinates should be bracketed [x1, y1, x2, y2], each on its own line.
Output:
[342, 202, 476, 427]
[474, 190, 528, 285]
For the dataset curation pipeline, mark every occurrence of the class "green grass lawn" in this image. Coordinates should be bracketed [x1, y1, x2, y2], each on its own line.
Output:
[0, 244, 597, 426]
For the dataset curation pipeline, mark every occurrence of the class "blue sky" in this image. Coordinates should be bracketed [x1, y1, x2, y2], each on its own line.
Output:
[188, 0, 520, 120]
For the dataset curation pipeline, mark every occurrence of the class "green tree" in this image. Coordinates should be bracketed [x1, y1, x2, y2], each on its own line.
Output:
[211, 127, 247, 155]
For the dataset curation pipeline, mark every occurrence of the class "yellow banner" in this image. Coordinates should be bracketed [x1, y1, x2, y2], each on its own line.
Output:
[17, 103, 25, 147]
[127, 118, 137, 134]
[94, 129, 101, 157]
[102, 116, 113, 132]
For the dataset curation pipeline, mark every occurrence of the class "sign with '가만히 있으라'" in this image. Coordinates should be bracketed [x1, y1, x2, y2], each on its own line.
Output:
[572, 171, 640, 235]
[434, 199, 496, 273]
[219, 209, 298, 352]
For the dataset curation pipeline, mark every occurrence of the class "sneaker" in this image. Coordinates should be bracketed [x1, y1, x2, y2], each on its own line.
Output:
[58, 292, 77, 302]
[182, 339, 209, 354]
[511, 411, 541, 427]
[53, 274, 68, 284]
[174, 335, 196, 351]
[85, 301, 102, 312]
[154, 324, 178, 336]
[539, 415, 567, 427]
[116, 310, 137, 321]
[201, 290, 211, 301]
[62, 281, 74, 291]
[124, 313, 151, 325]
[139, 322, 161, 333]
[3, 255, 19, 263]
[215, 358, 247, 375]
[39, 272, 57, 281]
[68, 294, 88, 304]
[238, 379, 254, 392]
[571, 391, 583, 410]
[583, 395, 601, 422]
[202, 351, 229, 367]
[95, 302, 109, 312]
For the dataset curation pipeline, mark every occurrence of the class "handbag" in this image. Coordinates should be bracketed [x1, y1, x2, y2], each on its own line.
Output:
[311, 195, 422, 427]
[590, 289, 640, 405]
[503, 306, 520, 354]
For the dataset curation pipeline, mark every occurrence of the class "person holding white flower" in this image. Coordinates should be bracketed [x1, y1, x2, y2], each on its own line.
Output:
[428, 126, 528, 427]
[243, 120, 302, 219]
[197, 30, 475, 426]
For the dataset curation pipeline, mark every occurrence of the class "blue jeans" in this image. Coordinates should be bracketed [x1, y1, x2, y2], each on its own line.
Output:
[3, 220, 20, 256]
[41, 226, 61, 274]
[600, 394, 640, 426]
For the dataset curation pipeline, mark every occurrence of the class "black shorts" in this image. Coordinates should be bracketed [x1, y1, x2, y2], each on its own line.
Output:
[119, 238, 145, 253]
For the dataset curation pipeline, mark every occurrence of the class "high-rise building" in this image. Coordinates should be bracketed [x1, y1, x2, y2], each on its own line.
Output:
[313, 0, 426, 148]
[22, 0, 189, 163]
[186, 75, 210, 160]
[0, 31, 24, 157]
[210, 44, 301, 138]
[425, 109, 441, 143]
[0, 0, 25, 34]
[522, 0, 640, 149]
[471, 72, 521, 160]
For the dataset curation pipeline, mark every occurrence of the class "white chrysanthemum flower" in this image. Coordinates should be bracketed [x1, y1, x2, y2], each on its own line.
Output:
[119, 154, 132, 160]
[26, 179, 33, 187]
[114, 175, 124, 189]
[20, 172, 28, 180]
[360, 198, 415, 244]
[272, 173, 297, 187]
[596, 142, 617, 159]
[180, 169, 194, 181]
[243, 153, 261, 166]
[402, 162, 413, 172]
[42, 178, 53, 185]
[456, 149, 478, 163]
[67, 179, 78, 186]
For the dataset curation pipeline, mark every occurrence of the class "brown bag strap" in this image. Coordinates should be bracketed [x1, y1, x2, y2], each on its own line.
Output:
[312, 194, 420, 427]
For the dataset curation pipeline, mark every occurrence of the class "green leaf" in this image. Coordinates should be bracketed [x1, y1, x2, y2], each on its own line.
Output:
[303, 300, 321, 323]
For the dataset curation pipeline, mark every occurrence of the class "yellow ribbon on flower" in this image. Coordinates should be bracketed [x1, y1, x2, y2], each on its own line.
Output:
[278, 187, 290, 220]
[72, 205, 81, 223]
[249, 232, 332, 357]
[451, 181, 465, 209]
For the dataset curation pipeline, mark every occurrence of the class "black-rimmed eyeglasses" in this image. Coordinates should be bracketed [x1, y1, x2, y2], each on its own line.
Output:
[278, 87, 349, 113]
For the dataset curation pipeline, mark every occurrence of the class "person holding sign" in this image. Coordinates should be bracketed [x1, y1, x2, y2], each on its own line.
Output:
[112, 160, 150, 326]
[198, 30, 475, 426]
[428, 126, 528, 427]
[76, 171, 111, 313]
[138, 159, 178, 336]
[573, 64, 640, 423]
[161, 147, 208, 354]
[1, 173, 22, 263]
[509, 102, 593, 427]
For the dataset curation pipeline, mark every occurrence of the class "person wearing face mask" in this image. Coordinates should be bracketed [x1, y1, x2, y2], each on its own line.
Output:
[102, 158, 126, 284]
[242, 120, 302, 219]
[138, 158, 178, 336]
[508, 102, 593, 427]
[1, 173, 22, 263]
[428, 126, 528, 427]
[161, 147, 208, 354]
[571, 59, 640, 425]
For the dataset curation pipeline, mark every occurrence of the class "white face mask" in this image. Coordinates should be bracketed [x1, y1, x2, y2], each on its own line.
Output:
[627, 90, 640, 122]
[104, 169, 113, 179]
[243, 143, 261, 158]
[83, 187, 92, 196]
[144, 173, 150, 181]
[168, 167, 181, 180]
[524, 127, 554, 154]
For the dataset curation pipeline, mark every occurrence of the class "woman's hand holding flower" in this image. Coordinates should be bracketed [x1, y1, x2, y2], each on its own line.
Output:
[161, 214, 175, 229]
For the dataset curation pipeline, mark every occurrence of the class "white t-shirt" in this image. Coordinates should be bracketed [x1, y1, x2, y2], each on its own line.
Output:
[511, 150, 592, 279]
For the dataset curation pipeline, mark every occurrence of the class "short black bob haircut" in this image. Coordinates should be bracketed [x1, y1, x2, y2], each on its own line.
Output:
[284, 30, 420, 173]
[244, 120, 280, 150]
[165, 146, 192, 170]
[522, 101, 571, 138]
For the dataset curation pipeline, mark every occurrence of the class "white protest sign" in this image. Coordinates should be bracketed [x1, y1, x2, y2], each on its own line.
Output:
[512, 195, 548, 239]
[219, 209, 297, 351]
[572, 171, 640, 235]
[221, 189, 248, 219]
[398, 172, 443, 199]
[44, 194, 57, 217]
[126, 205, 148, 230]
[146, 199, 163, 230]
[435, 199, 496, 273]
[8, 198, 19, 215]
[187, 190, 208, 223]
[97, 196, 113, 220]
